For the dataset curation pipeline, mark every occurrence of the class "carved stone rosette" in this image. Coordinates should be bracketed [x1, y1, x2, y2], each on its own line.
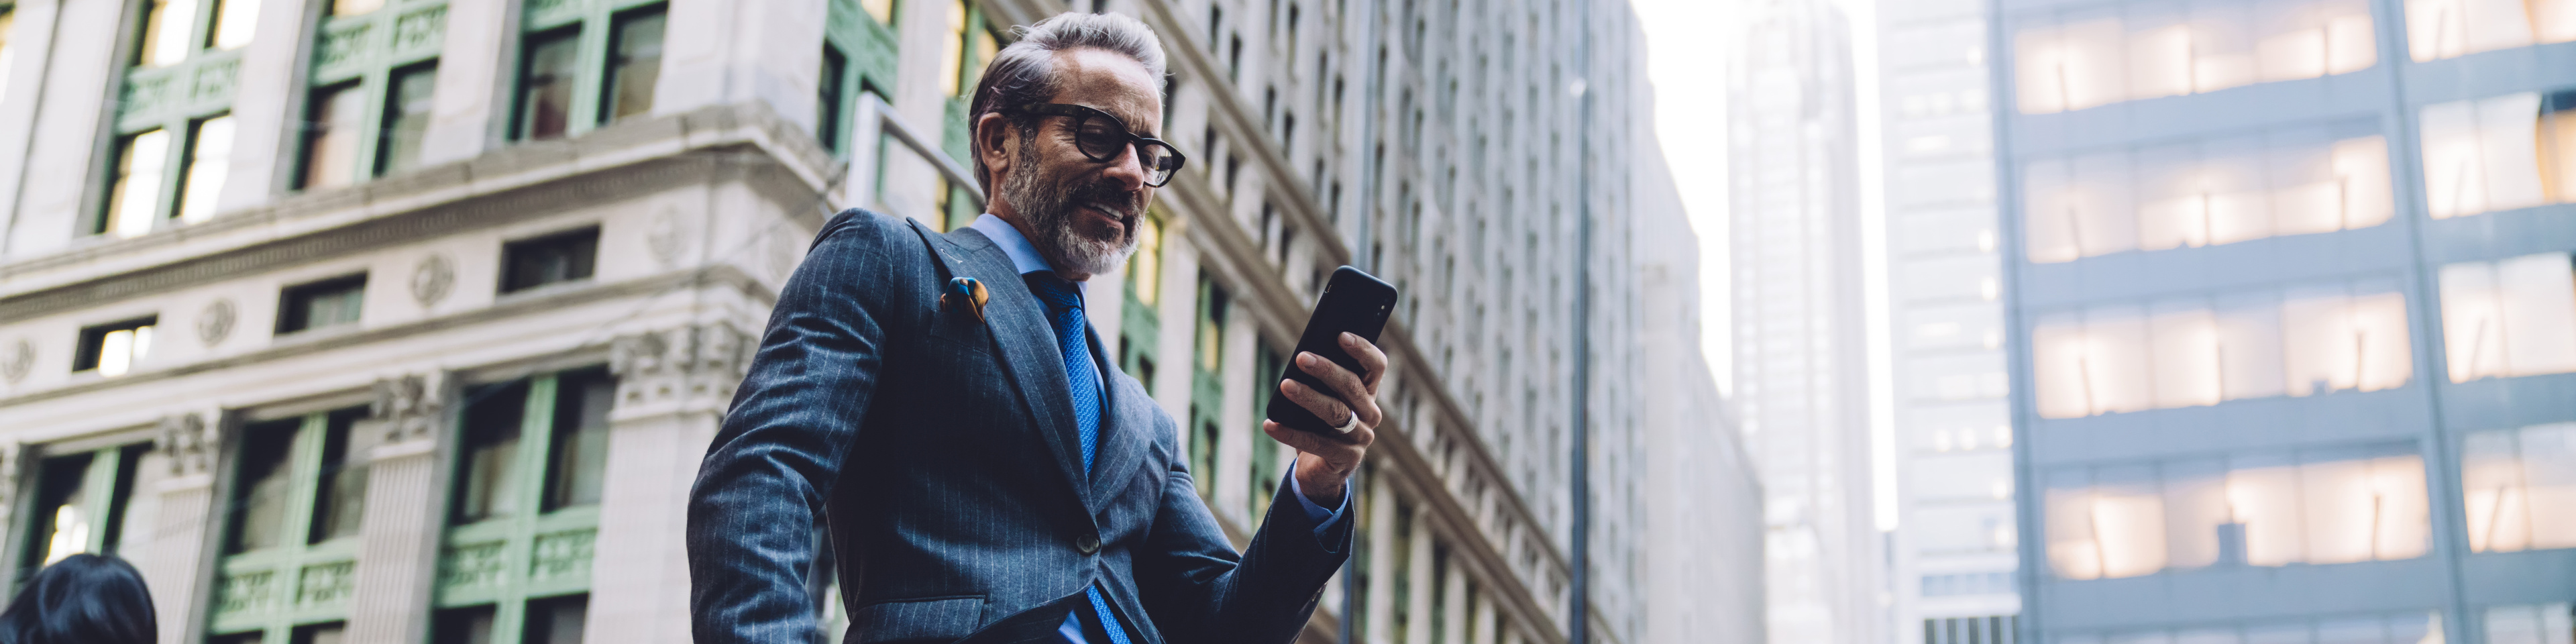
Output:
[370, 372, 447, 446]
[157, 412, 214, 478]
[607, 322, 755, 417]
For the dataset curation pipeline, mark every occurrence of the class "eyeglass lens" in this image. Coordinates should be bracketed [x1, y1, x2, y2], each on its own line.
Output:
[1071, 113, 1181, 186]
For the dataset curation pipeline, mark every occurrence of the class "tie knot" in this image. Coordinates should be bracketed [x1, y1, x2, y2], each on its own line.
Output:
[1024, 272, 1084, 311]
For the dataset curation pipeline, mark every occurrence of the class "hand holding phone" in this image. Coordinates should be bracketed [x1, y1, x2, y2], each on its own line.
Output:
[1265, 267, 1401, 435]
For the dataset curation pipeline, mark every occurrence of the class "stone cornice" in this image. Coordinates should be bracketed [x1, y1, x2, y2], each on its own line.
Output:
[0, 264, 772, 409]
[0, 103, 837, 319]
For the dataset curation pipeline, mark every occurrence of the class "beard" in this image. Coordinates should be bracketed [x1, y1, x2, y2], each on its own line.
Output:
[1001, 139, 1144, 278]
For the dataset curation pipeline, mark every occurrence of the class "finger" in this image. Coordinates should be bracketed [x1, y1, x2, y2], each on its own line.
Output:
[1265, 420, 1356, 455]
[1296, 352, 1373, 419]
[1280, 378, 1357, 429]
[1340, 333, 1390, 392]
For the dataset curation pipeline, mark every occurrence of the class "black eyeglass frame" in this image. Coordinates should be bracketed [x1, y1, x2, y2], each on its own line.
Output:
[1000, 103, 1189, 187]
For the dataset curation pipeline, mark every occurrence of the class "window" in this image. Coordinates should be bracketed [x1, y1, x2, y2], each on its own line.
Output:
[2438, 253, 2576, 382]
[1189, 278, 1229, 502]
[379, 64, 439, 175]
[2483, 603, 2574, 644]
[437, 368, 613, 644]
[517, 29, 581, 141]
[1249, 345, 1285, 519]
[278, 274, 368, 334]
[2049, 611, 2441, 644]
[861, 0, 896, 24]
[500, 227, 600, 293]
[2404, 0, 2576, 61]
[818, 46, 847, 151]
[208, 407, 372, 643]
[602, 6, 665, 124]
[2030, 278, 2411, 419]
[74, 317, 158, 376]
[2012, 1, 2375, 115]
[1120, 213, 1165, 386]
[2462, 423, 2576, 553]
[17, 443, 161, 580]
[2023, 125, 2392, 263]
[514, 0, 665, 142]
[1919, 572, 2016, 598]
[300, 83, 366, 190]
[303, 0, 441, 184]
[107, 0, 254, 236]
[2044, 442, 2428, 580]
[2417, 91, 2576, 219]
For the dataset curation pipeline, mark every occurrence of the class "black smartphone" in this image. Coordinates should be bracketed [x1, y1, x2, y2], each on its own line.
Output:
[1265, 266, 1401, 435]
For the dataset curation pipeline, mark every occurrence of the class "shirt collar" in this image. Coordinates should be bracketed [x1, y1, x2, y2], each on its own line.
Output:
[968, 213, 1086, 297]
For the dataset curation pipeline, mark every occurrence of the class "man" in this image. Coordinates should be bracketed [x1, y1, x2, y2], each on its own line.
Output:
[688, 12, 1384, 644]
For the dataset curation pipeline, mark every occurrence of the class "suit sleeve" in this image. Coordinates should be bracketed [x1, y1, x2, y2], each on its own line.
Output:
[1131, 425, 1356, 644]
[689, 211, 901, 644]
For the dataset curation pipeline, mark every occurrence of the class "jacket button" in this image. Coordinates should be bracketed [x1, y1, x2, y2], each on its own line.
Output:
[1076, 534, 1102, 554]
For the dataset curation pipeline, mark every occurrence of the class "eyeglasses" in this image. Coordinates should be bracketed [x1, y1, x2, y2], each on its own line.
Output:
[1002, 103, 1187, 187]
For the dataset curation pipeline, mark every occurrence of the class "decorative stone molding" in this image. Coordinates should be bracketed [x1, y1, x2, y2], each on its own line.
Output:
[370, 372, 447, 446]
[410, 254, 455, 307]
[198, 299, 237, 346]
[608, 322, 755, 416]
[157, 412, 215, 477]
[1, 339, 30, 383]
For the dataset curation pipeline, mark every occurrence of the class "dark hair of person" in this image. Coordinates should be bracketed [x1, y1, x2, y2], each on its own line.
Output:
[0, 553, 158, 644]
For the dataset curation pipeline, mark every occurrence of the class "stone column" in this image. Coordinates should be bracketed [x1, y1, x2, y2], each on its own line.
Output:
[344, 372, 450, 644]
[584, 323, 752, 644]
[417, 0, 513, 165]
[146, 410, 221, 644]
[659, 0, 826, 129]
[211, 0, 320, 212]
[1363, 482, 1397, 644]
[3, 0, 127, 256]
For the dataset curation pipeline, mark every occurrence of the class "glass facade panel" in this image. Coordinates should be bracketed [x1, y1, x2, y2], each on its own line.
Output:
[2013, 1, 2374, 115]
[2439, 253, 2576, 382]
[177, 115, 234, 223]
[2045, 443, 2428, 580]
[2023, 129, 2390, 263]
[517, 30, 581, 141]
[2463, 423, 2576, 553]
[603, 7, 665, 124]
[301, 83, 366, 190]
[2031, 279, 2410, 418]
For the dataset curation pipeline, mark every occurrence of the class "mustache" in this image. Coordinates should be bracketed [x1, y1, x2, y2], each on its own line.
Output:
[1066, 178, 1145, 231]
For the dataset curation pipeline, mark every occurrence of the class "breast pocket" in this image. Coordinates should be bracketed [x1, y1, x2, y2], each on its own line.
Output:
[847, 594, 988, 644]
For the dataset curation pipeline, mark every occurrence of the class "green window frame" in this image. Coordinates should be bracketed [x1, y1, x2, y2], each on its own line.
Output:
[936, 0, 1006, 225]
[431, 367, 614, 644]
[207, 406, 374, 644]
[298, 0, 447, 189]
[14, 441, 160, 588]
[820, 0, 900, 156]
[1189, 276, 1227, 501]
[99, 0, 256, 237]
[1249, 343, 1284, 519]
[1118, 212, 1165, 385]
[1389, 498, 1415, 644]
[511, 0, 665, 142]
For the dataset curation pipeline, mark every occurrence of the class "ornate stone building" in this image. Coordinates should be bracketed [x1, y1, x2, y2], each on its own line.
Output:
[0, 1, 1753, 643]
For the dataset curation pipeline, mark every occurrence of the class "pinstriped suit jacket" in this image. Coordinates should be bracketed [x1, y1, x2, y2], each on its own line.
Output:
[688, 209, 1350, 644]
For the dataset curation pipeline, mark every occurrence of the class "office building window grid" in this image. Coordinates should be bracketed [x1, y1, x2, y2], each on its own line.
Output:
[2416, 90, 2576, 220]
[2461, 423, 2576, 553]
[2043, 441, 2430, 581]
[299, 0, 444, 187]
[511, 0, 665, 142]
[2436, 252, 2576, 382]
[433, 368, 613, 644]
[2009, 0, 2377, 115]
[2020, 124, 2394, 264]
[2028, 278, 2414, 419]
[2402, 0, 2576, 62]
[2049, 610, 2444, 644]
[17, 443, 162, 578]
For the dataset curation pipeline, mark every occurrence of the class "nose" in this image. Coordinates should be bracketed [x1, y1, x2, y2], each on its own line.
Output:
[1097, 142, 1148, 193]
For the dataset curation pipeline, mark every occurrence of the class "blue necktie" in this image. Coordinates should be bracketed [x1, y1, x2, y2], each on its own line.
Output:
[1024, 272, 1130, 644]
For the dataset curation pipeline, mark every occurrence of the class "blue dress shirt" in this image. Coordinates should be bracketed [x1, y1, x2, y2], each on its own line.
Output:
[965, 214, 1346, 644]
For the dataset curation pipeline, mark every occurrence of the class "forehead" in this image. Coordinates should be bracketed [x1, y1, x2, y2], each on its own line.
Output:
[1046, 48, 1162, 133]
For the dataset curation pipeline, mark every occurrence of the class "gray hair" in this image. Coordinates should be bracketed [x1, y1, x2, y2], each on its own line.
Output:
[967, 12, 1169, 191]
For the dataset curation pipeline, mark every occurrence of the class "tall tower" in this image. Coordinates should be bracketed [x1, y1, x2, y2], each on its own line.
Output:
[1872, 0, 2023, 641]
[1727, 1, 1882, 643]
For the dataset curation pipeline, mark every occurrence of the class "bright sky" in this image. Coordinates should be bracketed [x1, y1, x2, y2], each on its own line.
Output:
[1629, 0, 1740, 396]
[1635, 0, 1903, 529]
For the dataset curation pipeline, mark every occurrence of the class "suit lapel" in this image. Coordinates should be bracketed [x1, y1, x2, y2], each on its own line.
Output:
[945, 227, 1094, 513]
[1086, 325, 1150, 500]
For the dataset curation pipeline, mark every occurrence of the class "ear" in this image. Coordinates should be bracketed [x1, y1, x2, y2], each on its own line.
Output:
[974, 111, 1016, 183]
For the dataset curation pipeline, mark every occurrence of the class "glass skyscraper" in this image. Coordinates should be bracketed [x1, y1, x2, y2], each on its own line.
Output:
[1992, 0, 2576, 642]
